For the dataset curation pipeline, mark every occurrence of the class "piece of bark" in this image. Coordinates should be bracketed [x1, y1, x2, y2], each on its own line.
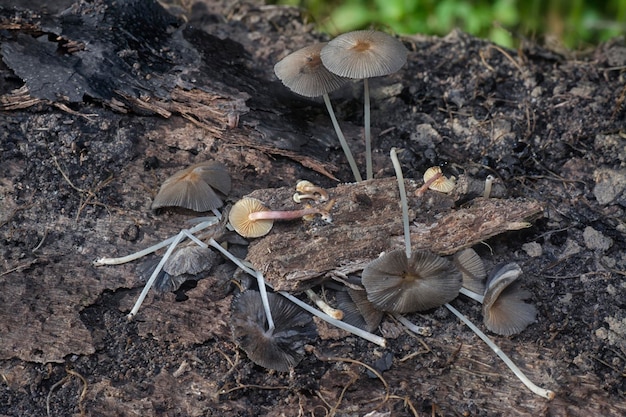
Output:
[244, 178, 543, 291]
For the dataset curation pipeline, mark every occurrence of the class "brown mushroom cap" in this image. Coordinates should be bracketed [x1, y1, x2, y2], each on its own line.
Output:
[151, 161, 231, 212]
[231, 290, 317, 372]
[274, 43, 349, 97]
[482, 263, 537, 336]
[228, 197, 275, 238]
[423, 166, 456, 193]
[320, 30, 408, 79]
[362, 249, 462, 313]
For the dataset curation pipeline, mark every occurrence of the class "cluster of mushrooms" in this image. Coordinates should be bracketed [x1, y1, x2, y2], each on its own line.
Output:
[93, 30, 555, 400]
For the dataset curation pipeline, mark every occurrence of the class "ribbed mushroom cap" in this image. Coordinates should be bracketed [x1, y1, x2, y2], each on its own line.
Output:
[151, 161, 231, 212]
[231, 291, 317, 372]
[320, 30, 408, 79]
[482, 263, 537, 336]
[423, 166, 456, 193]
[362, 249, 462, 313]
[228, 197, 274, 238]
[453, 248, 487, 294]
[274, 43, 349, 97]
[336, 288, 384, 332]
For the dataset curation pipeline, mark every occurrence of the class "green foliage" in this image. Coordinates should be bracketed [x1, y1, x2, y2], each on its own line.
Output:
[274, 0, 625, 48]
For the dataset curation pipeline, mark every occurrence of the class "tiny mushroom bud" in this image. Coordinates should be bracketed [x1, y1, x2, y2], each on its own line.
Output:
[231, 291, 317, 372]
[228, 197, 331, 238]
[483, 175, 495, 198]
[321, 30, 408, 180]
[482, 263, 537, 336]
[151, 161, 231, 212]
[361, 249, 462, 313]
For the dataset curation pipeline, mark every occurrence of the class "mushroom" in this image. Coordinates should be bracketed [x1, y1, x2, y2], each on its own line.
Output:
[293, 179, 329, 202]
[231, 290, 317, 372]
[151, 161, 231, 213]
[321, 30, 408, 180]
[483, 174, 495, 198]
[482, 263, 537, 336]
[336, 288, 384, 332]
[416, 166, 455, 196]
[274, 43, 362, 182]
[453, 248, 487, 295]
[362, 248, 462, 313]
[228, 197, 332, 238]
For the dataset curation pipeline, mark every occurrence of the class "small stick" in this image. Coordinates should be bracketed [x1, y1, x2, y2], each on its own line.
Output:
[445, 303, 555, 400]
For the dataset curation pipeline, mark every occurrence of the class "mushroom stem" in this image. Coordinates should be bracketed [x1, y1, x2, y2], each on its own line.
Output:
[93, 218, 219, 266]
[364, 78, 373, 180]
[483, 175, 495, 199]
[459, 287, 485, 304]
[322, 94, 363, 182]
[393, 313, 432, 337]
[248, 207, 328, 221]
[206, 238, 275, 332]
[305, 289, 344, 320]
[390, 148, 412, 259]
[444, 303, 555, 400]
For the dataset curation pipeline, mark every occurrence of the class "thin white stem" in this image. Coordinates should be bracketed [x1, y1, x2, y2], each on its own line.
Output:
[207, 239, 275, 332]
[127, 231, 186, 319]
[445, 303, 555, 400]
[483, 175, 494, 199]
[364, 78, 373, 180]
[393, 313, 432, 337]
[279, 290, 386, 347]
[459, 287, 485, 304]
[323, 94, 362, 182]
[390, 148, 411, 259]
[93, 218, 218, 266]
[305, 289, 343, 320]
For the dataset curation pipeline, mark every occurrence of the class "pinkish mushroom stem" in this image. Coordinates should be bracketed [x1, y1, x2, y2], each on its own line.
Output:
[248, 207, 330, 222]
[416, 171, 443, 197]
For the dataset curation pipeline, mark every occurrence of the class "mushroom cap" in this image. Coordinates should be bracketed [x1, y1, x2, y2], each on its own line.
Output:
[274, 43, 349, 97]
[338, 288, 384, 332]
[231, 291, 317, 372]
[482, 263, 537, 336]
[453, 248, 487, 294]
[320, 30, 408, 79]
[151, 161, 231, 212]
[424, 166, 456, 193]
[228, 197, 275, 238]
[362, 249, 462, 313]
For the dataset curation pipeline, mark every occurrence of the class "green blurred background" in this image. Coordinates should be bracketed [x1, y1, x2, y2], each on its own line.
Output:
[272, 0, 625, 48]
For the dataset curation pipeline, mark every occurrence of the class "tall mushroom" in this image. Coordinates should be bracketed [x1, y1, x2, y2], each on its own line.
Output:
[274, 43, 362, 182]
[321, 30, 407, 180]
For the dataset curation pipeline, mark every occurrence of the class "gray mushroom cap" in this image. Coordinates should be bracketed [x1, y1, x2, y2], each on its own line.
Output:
[361, 249, 462, 313]
[151, 161, 231, 212]
[231, 291, 317, 372]
[320, 30, 408, 79]
[482, 263, 537, 336]
[274, 43, 349, 97]
[453, 248, 487, 294]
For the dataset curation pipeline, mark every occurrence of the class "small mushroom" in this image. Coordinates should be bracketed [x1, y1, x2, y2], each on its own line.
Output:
[483, 174, 495, 198]
[231, 291, 317, 372]
[453, 248, 487, 295]
[274, 43, 362, 182]
[151, 161, 231, 212]
[361, 249, 462, 313]
[416, 166, 455, 196]
[482, 263, 537, 336]
[228, 197, 331, 238]
[294, 180, 329, 202]
[321, 30, 408, 180]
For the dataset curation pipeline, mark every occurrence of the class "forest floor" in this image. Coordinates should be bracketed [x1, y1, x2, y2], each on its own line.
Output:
[1, 1, 625, 416]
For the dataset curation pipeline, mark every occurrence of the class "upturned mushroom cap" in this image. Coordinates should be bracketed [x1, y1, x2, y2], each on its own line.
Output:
[151, 161, 231, 212]
[274, 43, 349, 97]
[320, 30, 408, 79]
[453, 248, 487, 294]
[362, 249, 462, 313]
[423, 166, 456, 193]
[228, 197, 275, 238]
[231, 290, 317, 372]
[482, 263, 537, 336]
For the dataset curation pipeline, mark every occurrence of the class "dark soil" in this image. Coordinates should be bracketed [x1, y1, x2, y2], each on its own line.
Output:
[1, 1, 625, 416]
